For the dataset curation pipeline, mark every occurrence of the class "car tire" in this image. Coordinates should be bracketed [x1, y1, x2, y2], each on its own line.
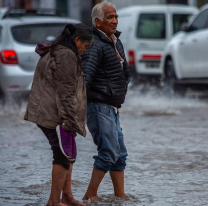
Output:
[0, 87, 5, 105]
[164, 58, 186, 96]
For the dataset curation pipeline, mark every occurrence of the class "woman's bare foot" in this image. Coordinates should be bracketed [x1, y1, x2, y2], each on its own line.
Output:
[82, 195, 100, 201]
[62, 193, 86, 206]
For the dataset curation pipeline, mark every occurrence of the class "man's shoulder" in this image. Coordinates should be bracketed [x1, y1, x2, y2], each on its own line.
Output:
[84, 34, 104, 54]
[92, 33, 106, 45]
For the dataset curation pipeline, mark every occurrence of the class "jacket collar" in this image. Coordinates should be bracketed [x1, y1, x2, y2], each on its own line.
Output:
[93, 27, 121, 43]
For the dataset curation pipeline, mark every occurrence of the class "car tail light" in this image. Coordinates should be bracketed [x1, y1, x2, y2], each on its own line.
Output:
[9, 86, 19, 90]
[142, 54, 162, 60]
[0, 50, 18, 64]
[128, 50, 136, 65]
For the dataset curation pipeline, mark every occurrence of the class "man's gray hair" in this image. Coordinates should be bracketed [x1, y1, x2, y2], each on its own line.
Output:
[91, 1, 116, 27]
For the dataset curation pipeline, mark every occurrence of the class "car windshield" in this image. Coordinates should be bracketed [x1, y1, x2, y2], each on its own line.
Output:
[11, 23, 67, 45]
[172, 14, 192, 34]
[137, 13, 166, 39]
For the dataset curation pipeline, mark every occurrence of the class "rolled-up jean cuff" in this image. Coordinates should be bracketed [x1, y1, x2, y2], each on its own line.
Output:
[94, 162, 109, 173]
[93, 157, 127, 173]
[110, 159, 126, 171]
[110, 165, 126, 171]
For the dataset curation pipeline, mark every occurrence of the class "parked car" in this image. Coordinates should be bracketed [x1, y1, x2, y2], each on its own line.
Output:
[0, 10, 79, 97]
[117, 5, 198, 81]
[161, 4, 208, 93]
[1, 8, 65, 18]
[0, 7, 8, 19]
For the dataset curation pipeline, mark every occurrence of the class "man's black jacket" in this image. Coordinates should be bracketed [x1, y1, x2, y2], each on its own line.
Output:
[81, 27, 130, 107]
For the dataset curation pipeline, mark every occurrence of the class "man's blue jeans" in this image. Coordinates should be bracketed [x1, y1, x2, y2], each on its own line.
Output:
[87, 102, 128, 173]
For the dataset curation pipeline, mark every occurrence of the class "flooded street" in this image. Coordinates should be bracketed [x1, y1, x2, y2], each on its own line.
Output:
[0, 88, 208, 206]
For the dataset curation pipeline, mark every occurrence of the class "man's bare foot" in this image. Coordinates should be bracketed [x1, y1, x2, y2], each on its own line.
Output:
[58, 203, 68, 206]
[62, 193, 86, 206]
[46, 202, 67, 206]
[82, 195, 100, 201]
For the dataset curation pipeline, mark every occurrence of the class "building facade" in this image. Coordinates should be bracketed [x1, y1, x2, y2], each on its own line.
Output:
[107, 0, 208, 9]
[0, 0, 207, 24]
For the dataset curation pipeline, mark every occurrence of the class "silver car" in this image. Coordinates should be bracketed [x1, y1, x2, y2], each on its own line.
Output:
[0, 7, 8, 19]
[0, 15, 79, 97]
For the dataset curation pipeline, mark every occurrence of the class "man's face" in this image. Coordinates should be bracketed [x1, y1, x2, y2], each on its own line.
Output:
[95, 6, 118, 37]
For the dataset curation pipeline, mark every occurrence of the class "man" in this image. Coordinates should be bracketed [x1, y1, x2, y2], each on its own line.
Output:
[81, 1, 130, 201]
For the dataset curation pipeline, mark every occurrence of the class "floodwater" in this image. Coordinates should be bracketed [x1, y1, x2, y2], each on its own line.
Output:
[0, 87, 208, 206]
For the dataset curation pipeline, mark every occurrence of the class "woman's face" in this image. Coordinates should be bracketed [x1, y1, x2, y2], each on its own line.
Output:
[75, 36, 91, 54]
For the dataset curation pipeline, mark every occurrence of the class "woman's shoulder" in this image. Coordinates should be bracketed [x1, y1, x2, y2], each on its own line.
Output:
[55, 45, 74, 54]
[54, 45, 77, 61]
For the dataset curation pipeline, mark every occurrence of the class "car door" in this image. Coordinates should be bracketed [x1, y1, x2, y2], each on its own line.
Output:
[179, 9, 208, 78]
[197, 10, 208, 76]
[135, 13, 167, 75]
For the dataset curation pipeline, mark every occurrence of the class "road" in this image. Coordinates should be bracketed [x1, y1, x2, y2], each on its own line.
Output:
[0, 88, 208, 206]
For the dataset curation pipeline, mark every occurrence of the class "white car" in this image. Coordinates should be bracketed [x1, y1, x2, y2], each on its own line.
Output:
[0, 9, 79, 98]
[117, 5, 198, 81]
[161, 4, 208, 93]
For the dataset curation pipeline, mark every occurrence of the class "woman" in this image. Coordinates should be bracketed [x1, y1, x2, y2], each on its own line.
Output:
[24, 23, 93, 206]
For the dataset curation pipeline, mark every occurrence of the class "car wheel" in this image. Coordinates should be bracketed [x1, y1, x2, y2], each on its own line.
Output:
[0, 87, 5, 105]
[164, 58, 186, 96]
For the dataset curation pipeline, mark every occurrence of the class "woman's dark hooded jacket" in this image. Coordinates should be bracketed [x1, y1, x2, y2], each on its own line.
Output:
[24, 42, 87, 137]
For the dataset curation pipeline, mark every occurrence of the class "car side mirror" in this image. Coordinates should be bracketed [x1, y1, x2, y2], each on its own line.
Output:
[180, 23, 190, 32]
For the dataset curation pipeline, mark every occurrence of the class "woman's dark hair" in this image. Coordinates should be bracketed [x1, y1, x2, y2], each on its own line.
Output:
[50, 23, 93, 58]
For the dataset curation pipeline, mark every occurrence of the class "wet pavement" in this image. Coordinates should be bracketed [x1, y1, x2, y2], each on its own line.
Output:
[0, 87, 208, 206]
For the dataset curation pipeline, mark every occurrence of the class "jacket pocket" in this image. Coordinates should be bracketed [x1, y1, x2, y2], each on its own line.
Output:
[107, 83, 116, 96]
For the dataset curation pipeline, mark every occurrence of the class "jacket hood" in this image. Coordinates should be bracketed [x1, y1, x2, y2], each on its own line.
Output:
[35, 41, 52, 56]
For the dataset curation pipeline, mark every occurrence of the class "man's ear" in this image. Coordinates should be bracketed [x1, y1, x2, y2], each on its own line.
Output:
[95, 18, 101, 27]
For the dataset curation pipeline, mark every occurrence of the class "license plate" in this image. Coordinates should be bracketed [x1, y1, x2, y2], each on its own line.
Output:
[145, 62, 160, 68]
